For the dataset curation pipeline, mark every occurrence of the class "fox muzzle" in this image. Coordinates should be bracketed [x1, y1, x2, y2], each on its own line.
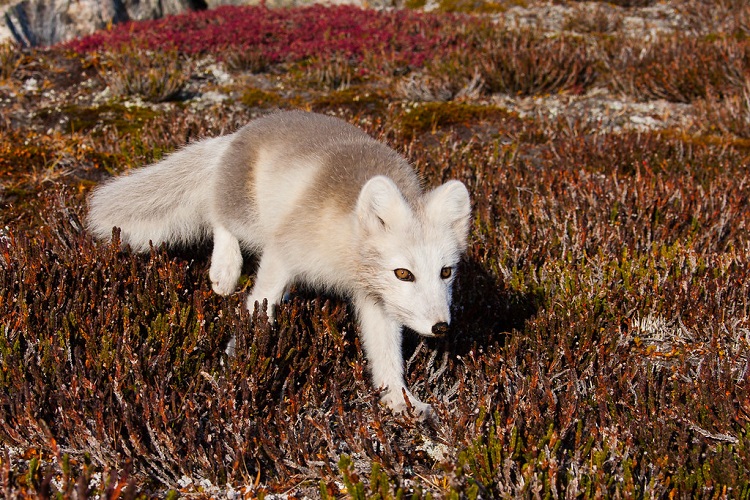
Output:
[431, 322, 449, 337]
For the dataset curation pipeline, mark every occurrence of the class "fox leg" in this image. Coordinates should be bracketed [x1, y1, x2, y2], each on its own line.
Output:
[225, 248, 290, 356]
[245, 247, 291, 319]
[354, 293, 433, 419]
[209, 226, 243, 295]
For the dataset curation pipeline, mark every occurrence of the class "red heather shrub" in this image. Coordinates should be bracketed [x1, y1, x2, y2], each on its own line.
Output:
[65, 5, 465, 69]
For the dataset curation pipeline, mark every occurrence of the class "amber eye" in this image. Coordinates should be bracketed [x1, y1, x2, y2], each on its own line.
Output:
[440, 266, 452, 279]
[394, 268, 415, 282]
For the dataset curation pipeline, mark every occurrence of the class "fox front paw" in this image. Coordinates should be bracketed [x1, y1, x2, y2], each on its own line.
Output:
[209, 258, 241, 296]
[381, 389, 434, 421]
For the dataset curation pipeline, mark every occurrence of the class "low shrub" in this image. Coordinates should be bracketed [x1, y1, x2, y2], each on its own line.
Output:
[696, 78, 750, 139]
[97, 44, 192, 103]
[2, 3, 749, 497]
[574, 0, 657, 6]
[477, 28, 595, 96]
[224, 48, 270, 73]
[0, 41, 20, 80]
[677, 0, 750, 37]
[66, 5, 456, 75]
[602, 35, 746, 103]
[562, 4, 624, 34]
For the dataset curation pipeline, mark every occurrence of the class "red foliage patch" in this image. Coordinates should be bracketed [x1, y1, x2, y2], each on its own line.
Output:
[65, 5, 461, 69]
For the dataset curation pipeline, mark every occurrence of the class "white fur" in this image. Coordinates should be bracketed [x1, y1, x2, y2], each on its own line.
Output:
[210, 225, 243, 295]
[86, 111, 471, 419]
[88, 135, 233, 250]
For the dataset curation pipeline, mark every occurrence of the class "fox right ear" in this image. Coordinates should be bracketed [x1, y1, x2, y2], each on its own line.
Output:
[424, 180, 471, 251]
[356, 176, 411, 232]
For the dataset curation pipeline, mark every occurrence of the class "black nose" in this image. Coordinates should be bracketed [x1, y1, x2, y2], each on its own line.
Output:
[432, 322, 449, 336]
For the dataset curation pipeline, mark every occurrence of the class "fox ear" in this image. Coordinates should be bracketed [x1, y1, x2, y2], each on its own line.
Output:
[357, 176, 411, 232]
[424, 180, 471, 249]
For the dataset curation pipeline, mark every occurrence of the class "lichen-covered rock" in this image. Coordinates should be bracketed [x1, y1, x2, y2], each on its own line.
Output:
[0, 0, 209, 47]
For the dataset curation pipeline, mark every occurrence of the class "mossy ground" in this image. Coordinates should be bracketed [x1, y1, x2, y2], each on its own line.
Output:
[1, 1, 750, 498]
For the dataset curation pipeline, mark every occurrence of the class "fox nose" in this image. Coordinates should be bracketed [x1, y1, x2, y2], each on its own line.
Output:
[432, 322, 449, 337]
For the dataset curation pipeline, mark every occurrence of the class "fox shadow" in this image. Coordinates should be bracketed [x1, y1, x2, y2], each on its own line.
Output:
[402, 256, 541, 359]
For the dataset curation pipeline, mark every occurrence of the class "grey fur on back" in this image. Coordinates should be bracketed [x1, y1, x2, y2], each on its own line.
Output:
[87, 110, 421, 253]
[211, 111, 421, 238]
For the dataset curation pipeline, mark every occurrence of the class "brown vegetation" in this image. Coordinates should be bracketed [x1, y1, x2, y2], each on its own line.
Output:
[1, 1, 750, 497]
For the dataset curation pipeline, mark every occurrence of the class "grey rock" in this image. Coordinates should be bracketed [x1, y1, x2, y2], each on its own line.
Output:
[1, 0, 209, 47]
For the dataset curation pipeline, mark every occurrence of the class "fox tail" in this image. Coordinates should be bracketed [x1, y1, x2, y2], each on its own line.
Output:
[86, 135, 231, 252]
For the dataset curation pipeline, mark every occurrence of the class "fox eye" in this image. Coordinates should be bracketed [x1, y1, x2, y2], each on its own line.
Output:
[394, 268, 415, 282]
[440, 266, 453, 279]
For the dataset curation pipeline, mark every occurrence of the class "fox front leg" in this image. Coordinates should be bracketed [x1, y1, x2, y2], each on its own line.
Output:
[210, 226, 243, 296]
[354, 293, 433, 419]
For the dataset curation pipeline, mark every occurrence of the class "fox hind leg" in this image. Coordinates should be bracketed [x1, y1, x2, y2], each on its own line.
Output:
[225, 247, 290, 356]
[245, 247, 291, 320]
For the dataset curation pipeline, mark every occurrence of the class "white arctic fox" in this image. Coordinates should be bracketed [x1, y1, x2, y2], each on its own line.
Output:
[87, 110, 471, 418]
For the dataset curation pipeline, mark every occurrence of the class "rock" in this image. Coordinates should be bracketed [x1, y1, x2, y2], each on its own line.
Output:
[0, 0, 210, 47]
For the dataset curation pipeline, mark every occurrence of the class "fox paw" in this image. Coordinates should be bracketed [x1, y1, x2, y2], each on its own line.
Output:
[382, 390, 434, 421]
[210, 257, 241, 296]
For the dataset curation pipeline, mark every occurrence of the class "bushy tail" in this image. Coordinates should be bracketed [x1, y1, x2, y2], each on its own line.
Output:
[87, 135, 231, 252]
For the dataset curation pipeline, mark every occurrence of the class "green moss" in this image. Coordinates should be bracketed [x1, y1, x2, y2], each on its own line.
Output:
[399, 101, 514, 137]
[36, 103, 159, 134]
[311, 86, 385, 113]
[239, 87, 283, 108]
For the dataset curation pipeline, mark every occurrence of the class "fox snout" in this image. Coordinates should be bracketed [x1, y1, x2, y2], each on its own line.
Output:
[406, 289, 453, 338]
[431, 321, 449, 336]
[412, 319, 450, 338]
[412, 313, 450, 338]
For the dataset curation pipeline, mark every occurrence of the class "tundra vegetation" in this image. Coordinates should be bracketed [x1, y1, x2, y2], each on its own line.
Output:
[1, 0, 749, 497]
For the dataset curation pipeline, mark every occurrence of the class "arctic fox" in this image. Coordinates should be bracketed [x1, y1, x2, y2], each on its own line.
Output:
[87, 110, 471, 418]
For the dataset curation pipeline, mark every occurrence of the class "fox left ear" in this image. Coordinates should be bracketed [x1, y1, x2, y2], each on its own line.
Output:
[424, 180, 471, 250]
[357, 175, 412, 233]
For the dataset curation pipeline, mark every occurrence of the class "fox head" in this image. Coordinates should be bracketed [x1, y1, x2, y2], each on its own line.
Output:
[356, 176, 471, 337]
